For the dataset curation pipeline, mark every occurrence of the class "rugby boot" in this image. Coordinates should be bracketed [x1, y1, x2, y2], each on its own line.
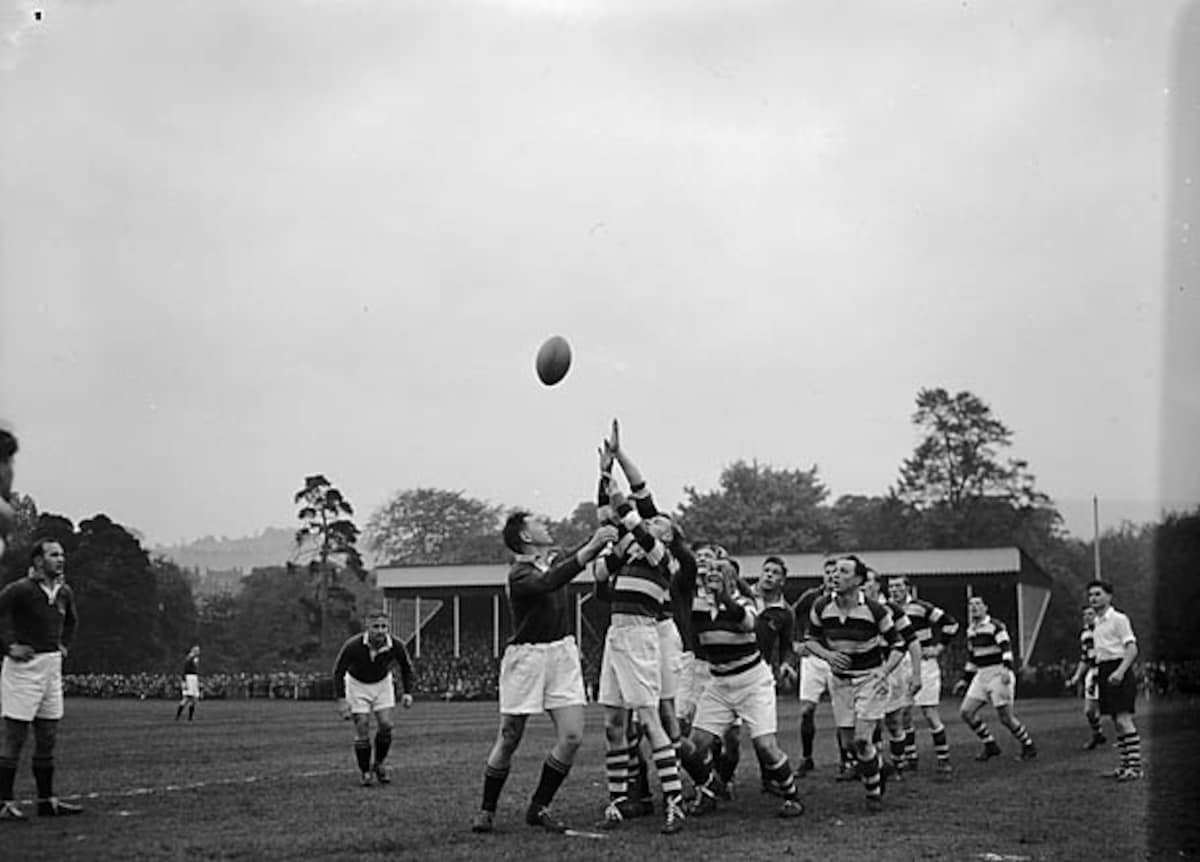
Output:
[974, 741, 1002, 762]
[525, 804, 568, 833]
[37, 798, 83, 817]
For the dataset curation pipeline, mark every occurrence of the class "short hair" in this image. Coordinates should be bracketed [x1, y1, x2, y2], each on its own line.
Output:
[502, 511, 530, 554]
[1086, 580, 1114, 596]
[837, 554, 869, 582]
[0, 429, 17, 461]
[888, 574, 910, 588]
[30, 539, 59, 566]
[365, 607, 389, 622]
[725, 557, 741, 576]
[763, 555, 787, 575]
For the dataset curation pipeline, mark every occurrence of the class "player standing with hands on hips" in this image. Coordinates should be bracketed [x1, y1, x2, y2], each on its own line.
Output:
[332, 608, 415, 787]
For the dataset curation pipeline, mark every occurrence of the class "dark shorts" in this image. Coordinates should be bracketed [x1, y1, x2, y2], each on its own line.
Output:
[1096, 659, 1136, 716]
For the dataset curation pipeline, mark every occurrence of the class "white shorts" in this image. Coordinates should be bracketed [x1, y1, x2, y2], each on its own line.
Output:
[676, 653, 712, 723]
[599, 618, 662, 709]
[181, 674, 201, 699]
[914, 658, 942, 708]
[799, 653, 832, 703]
[499, 636, 586, 715]
[693, 660, 777, 740]
[1, 652, 64, 721]
[884, 662, 913, 714]
[964, 665, 1014, 708]
[344, 673, 396, 714]
[830, 672, 889, 728]
[658, 619, 683, 701]
[1083, 667, 1099, 702]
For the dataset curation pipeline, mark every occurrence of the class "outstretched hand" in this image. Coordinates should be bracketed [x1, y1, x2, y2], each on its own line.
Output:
[609, 418, 621, 455]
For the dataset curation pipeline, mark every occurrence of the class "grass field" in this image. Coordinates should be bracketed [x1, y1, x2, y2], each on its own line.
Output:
[1, 696, 1197, 861]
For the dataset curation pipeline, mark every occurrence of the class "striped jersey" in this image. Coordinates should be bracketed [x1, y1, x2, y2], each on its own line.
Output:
[897, 597, 959, 648]
[1078, 625, 1096, 668]
[963, 615, 1014, 680]
[790, 586, 829, 639]
[693, 590, 762, 677]
[807, 592, 903, 678]
[593, 502, 671, 619]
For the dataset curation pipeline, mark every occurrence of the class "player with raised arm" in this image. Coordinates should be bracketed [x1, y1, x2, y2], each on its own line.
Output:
[887, 575, 959, 777]
[332, 608, 415, 786]
[1063, 604, 1105, 750]
[953, 596, 1037, 762]
[470, 511, 618, 834]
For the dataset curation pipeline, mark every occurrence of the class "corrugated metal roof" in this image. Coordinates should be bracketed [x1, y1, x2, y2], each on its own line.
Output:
[375, 546, 1025, 590]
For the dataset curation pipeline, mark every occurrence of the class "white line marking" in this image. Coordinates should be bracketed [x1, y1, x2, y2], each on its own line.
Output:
[17, 768, 346, 807]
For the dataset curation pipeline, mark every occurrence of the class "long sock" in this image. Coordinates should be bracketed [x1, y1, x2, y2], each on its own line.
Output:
[1087, 712, 1103, 737]
[374, 727, 392, 765]
[1008, 721, 1033, 747]
[175, 704, 183, 720]
[763, 754, 800, 800]
[530, 754, 570, 808]
[800, 712, 815, 759]
[860, 752, 883, 799]
[633, 747, 652, 802]
[481, 764, 509, 813]
[0, 757, 16, 801]
[652, 745, 683, 800]
[188, 704, 195, 721]
[904, 727, 918, 763]
[354, 739, 372, 773]
[965, 717, 996, 745]
[606, 745, 630, 801]
[32, 755, 53, 801]
[1119, 732, 1142, 771]
[680, 747, 713, 787]
[931, 727, 950, 762]
[716, 742, 739, 784]
[871, 724, 883, 745]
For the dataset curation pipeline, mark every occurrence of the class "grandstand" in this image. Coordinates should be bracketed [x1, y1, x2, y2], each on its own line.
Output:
[374, 546, 1054, 675]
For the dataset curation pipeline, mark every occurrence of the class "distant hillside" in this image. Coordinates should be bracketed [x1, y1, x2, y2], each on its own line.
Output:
[152, 527, 308, 574]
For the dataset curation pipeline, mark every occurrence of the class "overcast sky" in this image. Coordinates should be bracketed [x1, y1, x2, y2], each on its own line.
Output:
[2, 0, 1197, 546]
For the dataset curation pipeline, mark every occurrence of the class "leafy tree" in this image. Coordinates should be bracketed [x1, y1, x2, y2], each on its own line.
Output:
[894, 388, 1061, 547]
[828, 493, 927, 551]
[676, 460, 832, 554]
[294, 474, 365, 653]
[153, 556, 199, 665]
[67, 514, 162, 672]
[195, 592, 240, 672]
[548, 501, 601, 553]
[364, 488, 505, 565]
[1154, 507, 1200, 660]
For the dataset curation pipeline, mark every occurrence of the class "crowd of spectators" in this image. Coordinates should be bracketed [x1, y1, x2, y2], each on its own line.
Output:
[63, 672, 333, 700]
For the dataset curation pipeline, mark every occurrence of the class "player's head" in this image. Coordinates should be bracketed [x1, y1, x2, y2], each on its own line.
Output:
[30, 539, 65, 578]
[502, 511, 551, 554]
[365, 607, 390, 646]
[646, 514, 675, 544]
[1080, 604, 1096, 626]
[821, 555, 839, 591]
[189, 645, 200, 658]
[887, 575, 911, 605]
[831, 554, 868, 595]
[760, 556, 787, 594]
[1085, 580, 1114, 611]
[967, 595, 988, 620]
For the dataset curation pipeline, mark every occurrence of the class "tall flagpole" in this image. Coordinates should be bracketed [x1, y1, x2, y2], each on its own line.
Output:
[1092, 495, 1102, 579]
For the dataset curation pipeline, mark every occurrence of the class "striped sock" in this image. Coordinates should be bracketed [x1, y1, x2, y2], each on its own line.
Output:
[965, 717, 995, 744]
[652, 745, 683, 800]
[931, 727, 950, 762]
[1120, 732, 1142, 771]
[354, 739, 372, 773]
[606, 745, 630, 801]
[481, 764, 510, 812]
[904, 728, 918, 763]
[1116, 735, 1129, 769]
[889, 737, 907, 768]
[763, 755, 799, 800]
[860, 752, 883, 799]
[1009, 722, 1033, 747]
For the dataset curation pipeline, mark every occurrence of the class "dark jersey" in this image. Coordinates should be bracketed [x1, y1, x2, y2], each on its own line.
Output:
[754, 596, 796, 672]
[183, 656, 199, 675]
[0, 576, 78, 655]
[507, 543, 587, 645]
[332, 634, 415, 697]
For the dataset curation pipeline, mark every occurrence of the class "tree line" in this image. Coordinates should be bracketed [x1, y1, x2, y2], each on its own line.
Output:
[1, 387, 1194, 672]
